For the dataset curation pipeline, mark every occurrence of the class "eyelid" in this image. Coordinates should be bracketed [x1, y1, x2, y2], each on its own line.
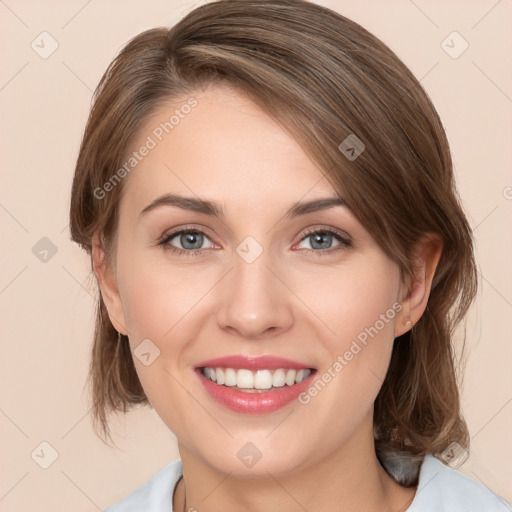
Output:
[297, 225, 352, 244]
[159, 224, 217, 244]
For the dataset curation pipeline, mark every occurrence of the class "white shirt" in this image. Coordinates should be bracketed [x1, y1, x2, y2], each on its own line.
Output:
[104, 454, 511, 511]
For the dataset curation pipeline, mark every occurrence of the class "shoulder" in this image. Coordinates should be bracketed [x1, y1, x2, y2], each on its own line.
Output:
[104, 459, 183, 512]
[407, 454, 511, 512]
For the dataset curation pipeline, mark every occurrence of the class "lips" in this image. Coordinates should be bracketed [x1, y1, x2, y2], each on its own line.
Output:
[195, 354, 314, 371]
[195, 355, 316, 414]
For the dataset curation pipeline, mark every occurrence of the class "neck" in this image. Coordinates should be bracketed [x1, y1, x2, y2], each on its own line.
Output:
[173, 417, 416, 512]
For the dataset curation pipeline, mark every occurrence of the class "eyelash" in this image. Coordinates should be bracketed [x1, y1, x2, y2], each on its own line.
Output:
[158, 225, 352, 258]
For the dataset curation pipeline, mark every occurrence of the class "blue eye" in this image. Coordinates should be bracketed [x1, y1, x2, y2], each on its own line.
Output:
[160, 229, 215, 256]
[159, 226, 352, 257]
[296, 228, 352, 253]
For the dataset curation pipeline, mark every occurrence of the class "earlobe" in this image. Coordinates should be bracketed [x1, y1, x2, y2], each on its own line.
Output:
[395, 297, 412, 337]
[91, 233, 128, 335]
[395, 235, 443, 338]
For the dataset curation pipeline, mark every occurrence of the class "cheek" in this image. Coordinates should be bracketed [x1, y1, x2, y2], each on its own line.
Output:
[336, 262, 400, 374]
[115, 250, 221, 412]
[115, 259, 211, 430]
[295, 259, 401, 425]
[117, 247, 214, 344]
[292, 257, 401, 353]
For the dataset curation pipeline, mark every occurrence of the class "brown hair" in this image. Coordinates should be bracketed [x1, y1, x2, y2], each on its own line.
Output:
[69, 0, 477, 484]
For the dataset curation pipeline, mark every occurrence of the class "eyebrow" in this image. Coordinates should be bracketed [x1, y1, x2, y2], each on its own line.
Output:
[139, 193, 347, 219]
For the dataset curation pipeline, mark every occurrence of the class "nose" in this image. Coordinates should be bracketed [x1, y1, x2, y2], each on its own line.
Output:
[215, 251, 294, 340]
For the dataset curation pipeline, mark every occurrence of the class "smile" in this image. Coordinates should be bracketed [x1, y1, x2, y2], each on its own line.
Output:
[201, 367, 312, 392]
[195, 359, 317, 414]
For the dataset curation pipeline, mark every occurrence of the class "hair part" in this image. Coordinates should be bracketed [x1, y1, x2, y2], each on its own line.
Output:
[69, 0, 477, 483]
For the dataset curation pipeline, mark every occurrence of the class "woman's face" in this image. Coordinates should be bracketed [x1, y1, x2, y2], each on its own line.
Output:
[105, 84, 408, 477]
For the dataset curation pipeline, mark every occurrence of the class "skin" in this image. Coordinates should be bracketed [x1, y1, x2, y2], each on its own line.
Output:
[93, 83, 442, 512]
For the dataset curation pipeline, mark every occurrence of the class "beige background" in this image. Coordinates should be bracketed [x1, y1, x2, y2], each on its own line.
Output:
[1, 0, 511, 510]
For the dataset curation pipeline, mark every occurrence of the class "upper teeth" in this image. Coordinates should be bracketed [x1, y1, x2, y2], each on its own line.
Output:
[202, 367, 312, 389]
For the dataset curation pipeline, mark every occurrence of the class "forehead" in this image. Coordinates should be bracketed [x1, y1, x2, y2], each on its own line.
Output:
[119, 84, 339, 219]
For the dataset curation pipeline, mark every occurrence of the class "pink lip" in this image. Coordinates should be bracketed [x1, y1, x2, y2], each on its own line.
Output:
[197, 370, 315, 414]
[195, 354, 314, 371]
[194, 355, 316, 414]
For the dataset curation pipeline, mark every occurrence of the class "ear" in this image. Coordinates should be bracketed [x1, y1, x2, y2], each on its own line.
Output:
[395, 234, 443, 337]
[91, 232, 128, 335]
